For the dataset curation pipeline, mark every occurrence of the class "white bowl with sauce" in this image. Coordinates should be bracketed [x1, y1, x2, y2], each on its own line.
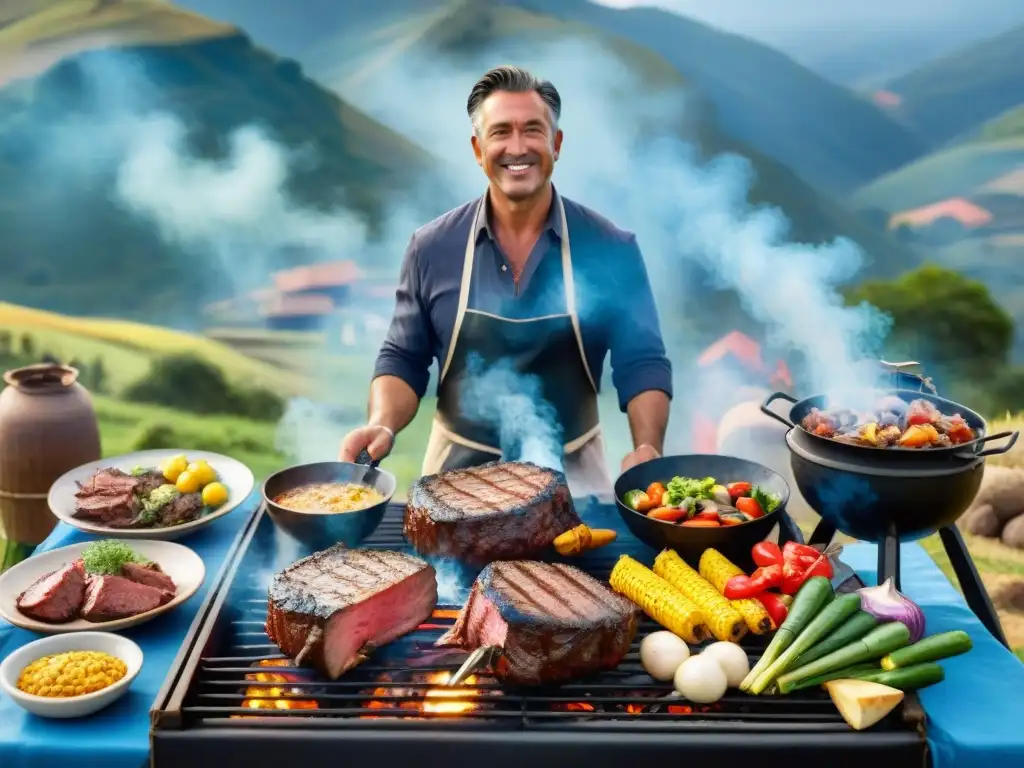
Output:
[0, 631, 144, 718]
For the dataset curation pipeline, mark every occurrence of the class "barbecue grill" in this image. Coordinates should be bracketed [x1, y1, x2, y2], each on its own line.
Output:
[150, 501, 929, 767]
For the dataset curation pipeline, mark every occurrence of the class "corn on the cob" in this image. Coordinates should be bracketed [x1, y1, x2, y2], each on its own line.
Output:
[609, 555, 709, 644]
[698, 548, 774, 634]
[653, 549, 747, 642]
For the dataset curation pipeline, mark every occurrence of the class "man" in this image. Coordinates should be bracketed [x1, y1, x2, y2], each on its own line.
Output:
[339, 65, 672, 499]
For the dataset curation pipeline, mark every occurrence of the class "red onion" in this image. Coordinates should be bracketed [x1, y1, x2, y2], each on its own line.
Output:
[857, 578, 926, 642]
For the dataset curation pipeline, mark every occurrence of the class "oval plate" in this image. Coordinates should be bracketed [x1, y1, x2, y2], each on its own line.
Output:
[48, 449, 255, 540]
[0, 539, 205, 634]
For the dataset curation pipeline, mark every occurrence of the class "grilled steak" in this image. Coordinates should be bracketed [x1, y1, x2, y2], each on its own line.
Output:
[404, 461, 580, 566]
[73, 468, 153, 527]
[15, 560, 87, 623]
[81, 574, 174, 621]
[158, 492, 204, 526]
[436, 560, 638, 686]
[120, 561, 177, 593]
[265, 546, 438, 680]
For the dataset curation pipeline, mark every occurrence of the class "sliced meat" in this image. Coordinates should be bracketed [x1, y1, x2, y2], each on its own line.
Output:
[80, 574, 173, 621]
[74, 491, 139, 527]
[265, 546, 437, 680]
[75, 468, 138, 497]
[120, 562, 177, 594]
[134, 470, 169, 497]
[158, 492, 204, 526]
[436, 560, 638, 686]
[15, 560, 87, 623]
[404, 461, 580, 566]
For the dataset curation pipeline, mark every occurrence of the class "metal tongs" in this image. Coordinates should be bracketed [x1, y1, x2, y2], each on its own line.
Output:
[880, 359, 937, 395]
[446, 646, 502, 687]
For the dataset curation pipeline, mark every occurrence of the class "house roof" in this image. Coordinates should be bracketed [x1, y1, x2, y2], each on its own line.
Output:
[272, 261, 364, 293]
[697, 331, 793, 388]
[889, 198, 993, 229]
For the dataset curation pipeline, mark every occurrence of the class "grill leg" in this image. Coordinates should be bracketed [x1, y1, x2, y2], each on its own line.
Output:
[878, 522, 900, 590]
[808, 519, 836, 548]
[939, 525, 1009, 648]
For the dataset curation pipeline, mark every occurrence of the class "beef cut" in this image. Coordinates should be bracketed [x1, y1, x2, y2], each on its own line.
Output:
[265, 546, 438, 679]
[73, 468, 149, 527]
[404, 461, 580, 566]
[120, 561, 177, 594]
[16, 560, 87, 623]
[81, 574, 174, 621]
[436, 560, 638, 686]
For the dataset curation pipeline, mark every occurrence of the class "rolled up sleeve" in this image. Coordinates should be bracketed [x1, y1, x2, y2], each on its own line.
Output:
[609, 234, 673, 412]
[372, 234, 433, 398]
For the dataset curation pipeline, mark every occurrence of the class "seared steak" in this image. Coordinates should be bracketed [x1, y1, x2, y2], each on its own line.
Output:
[404, 461, 580, 566]
[74, 468, 148, 527]
[436, 560, 638, 686]
[159, 492, 204, 526]
[120, 561, 177, 593]
[81, 574, 173, 621]
[15, 560, 86, 623]
[265, 546, 438, 680]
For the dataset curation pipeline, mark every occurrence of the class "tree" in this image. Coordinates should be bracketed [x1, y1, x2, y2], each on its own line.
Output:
[845, 263, 1014, 376]
[20, 334, 35, 359]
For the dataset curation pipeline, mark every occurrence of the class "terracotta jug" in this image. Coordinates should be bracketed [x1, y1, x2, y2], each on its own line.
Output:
[0, 364, 101, 569]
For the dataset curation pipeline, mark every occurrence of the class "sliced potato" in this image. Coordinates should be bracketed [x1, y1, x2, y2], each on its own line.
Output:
[824, 679, 905, 731]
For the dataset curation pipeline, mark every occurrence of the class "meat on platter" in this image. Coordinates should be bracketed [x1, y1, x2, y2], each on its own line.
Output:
[75, 467, 204, 528]
[436, 560, 639, 686]
[16, 545, 178, 623]
[265, 545, 438, 679]
[404, 461, 581, 567]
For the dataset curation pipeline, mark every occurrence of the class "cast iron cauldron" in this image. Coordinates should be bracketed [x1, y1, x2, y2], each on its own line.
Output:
[761, 390, 1019, 542]
[614, 454, 790, 568]
[263, 453, 396, 550]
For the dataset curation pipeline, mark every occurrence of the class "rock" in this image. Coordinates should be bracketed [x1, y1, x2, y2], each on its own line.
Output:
[1000, 514, 1024, 550]
[967, 465, 1024, 524]
[960, 503, 1003, 538]
[989, 578, 1024, 613]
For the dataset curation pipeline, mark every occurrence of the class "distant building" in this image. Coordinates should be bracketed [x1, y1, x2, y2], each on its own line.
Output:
[889, 198, 994, 230]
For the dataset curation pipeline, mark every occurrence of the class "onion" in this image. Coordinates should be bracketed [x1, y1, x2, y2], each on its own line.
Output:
[856, 578, 926, 642]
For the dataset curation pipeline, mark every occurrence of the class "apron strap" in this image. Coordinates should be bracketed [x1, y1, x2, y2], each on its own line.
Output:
[439, 196, 484, 384]
[557, 195, 598, 394]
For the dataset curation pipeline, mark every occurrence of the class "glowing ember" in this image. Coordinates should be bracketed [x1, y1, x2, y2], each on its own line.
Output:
[423, 671, 480, 714]
[235, 659, 318, 714]
[432, 609, 461, 620]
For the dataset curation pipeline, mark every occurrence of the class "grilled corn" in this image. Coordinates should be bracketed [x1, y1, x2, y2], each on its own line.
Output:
[17, 650, 127, 697]
[609, 555, 709, 644]
[698, 548, 774, 634]
[552, 525, 617, 556]
[653, 549, 747, 642]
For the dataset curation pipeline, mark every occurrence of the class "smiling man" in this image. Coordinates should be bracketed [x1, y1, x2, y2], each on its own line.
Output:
[340, 65, 672, 499]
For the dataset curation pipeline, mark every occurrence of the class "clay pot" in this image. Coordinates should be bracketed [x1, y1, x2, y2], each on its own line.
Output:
[0, 364, 101, 556]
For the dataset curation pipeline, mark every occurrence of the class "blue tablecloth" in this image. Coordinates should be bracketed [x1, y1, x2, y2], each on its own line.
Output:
[0, 492, 258, 768]
[1, 507, 1023, 768]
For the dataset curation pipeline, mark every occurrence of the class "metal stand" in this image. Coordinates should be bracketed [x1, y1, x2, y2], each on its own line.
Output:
[808, 518, 1009, 648]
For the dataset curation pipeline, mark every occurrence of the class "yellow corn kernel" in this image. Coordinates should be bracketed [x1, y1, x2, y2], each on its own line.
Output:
[654, 549, 747, 642]
[17, 651, 127, 698]
[609, 555, 709, 644]
[698, 548, 774, 634]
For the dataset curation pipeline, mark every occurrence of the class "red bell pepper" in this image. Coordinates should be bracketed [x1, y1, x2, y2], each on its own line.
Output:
[783, 542, 821, 562]
[751, 541, 783, 567]
[780, 561, 806, 595]
[724, 575, 758, 599]
[726, 481, 752, 500]
[736, 496, 765, 519]
[750, 564, 782, 591]
[756, 592, 789, 628]
[646, 482, 666, 507]
[693, 509, 720, 522]
[648, 506, 686, 523]
[802, 553, 834, 581]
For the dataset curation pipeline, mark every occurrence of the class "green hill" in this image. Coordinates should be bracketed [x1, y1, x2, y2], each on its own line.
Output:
[851, 138, 1024, 212]
[177, 0, 928, 196]
[884, 24, 1024, 146]
[0, 0, 431, 323]
[981, 105, 1024, 143]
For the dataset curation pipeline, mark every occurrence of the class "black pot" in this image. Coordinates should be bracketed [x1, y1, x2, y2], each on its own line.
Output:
[262, 458, 396, 550]
[761, 389, 1018, 461]
[761, 390, 1019, 542]
[614, 454, 790, 569]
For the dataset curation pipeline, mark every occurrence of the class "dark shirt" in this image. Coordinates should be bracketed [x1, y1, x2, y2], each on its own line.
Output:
[373, 187, 673, 412]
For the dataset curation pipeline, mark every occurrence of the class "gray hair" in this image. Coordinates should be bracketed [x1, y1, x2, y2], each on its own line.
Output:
[467, 66, 561, 137]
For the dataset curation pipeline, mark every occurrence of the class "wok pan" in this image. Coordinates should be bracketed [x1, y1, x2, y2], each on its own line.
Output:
[614, 454, 791, 568]
[262, 451, 396, 550]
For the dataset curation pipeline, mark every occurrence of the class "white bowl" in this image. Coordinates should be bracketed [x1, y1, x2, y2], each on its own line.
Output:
[0, 632, 144, 718]
[48, 449, 255, 540]
[0, 539, 205, 634]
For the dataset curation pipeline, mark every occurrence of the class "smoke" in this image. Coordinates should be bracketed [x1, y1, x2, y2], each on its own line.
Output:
[459, 353, 565, 471]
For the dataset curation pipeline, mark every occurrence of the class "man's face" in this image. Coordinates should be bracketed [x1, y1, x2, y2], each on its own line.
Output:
[471, 90, 562, 203]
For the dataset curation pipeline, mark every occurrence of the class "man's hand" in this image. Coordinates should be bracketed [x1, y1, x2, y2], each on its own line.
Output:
[621, 443, 660, 472]
[339, 425, 395, 463]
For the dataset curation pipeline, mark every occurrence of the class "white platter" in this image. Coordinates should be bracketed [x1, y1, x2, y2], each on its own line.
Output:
[0, 538, 205, 634]
[48, 449, 254, 540]
[0, 632, 144, 718]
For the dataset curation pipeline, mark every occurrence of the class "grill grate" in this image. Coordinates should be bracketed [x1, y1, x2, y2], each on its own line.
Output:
[151, 501, 929, 766]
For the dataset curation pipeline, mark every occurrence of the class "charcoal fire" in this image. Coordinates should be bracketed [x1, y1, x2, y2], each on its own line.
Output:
[362, 671, 489, 717]
[235, 659, 319, 714]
